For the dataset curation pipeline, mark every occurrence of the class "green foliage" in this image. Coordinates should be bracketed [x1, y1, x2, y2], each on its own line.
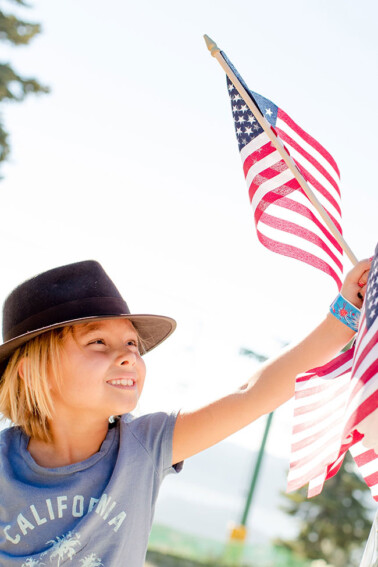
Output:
[0, 7, 41, 45]
[0, 0, 49, 175]
[0, 62, 48, 102]
[276, 454, 373, 567]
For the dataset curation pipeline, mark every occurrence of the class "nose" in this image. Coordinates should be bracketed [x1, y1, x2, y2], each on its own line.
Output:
[116, 347, 137, 367]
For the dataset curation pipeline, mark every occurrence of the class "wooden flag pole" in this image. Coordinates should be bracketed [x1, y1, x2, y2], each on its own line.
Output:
[204, 34, 358, 267]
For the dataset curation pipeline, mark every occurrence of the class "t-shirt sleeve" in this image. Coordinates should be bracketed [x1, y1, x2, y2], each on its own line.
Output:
[122, 411, 183, 479]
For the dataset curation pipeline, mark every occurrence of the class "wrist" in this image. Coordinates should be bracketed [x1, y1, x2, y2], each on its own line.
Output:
[329, 293, 361, 332]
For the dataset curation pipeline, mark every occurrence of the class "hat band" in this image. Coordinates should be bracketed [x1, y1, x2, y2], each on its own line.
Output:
[4, 296, 130, 342]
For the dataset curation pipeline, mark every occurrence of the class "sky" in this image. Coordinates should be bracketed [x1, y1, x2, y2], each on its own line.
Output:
[1, 0, 377, 460]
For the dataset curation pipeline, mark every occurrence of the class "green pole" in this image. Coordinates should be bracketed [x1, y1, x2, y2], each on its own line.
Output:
[240, 411, 274, 526]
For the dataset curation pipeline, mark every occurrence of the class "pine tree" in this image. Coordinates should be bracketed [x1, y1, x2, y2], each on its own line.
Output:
[0, 0, 49, 170]
[276, 453, 374, 567]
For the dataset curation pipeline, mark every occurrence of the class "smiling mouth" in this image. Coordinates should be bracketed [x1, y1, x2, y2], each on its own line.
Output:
[107, 378, 135, 388]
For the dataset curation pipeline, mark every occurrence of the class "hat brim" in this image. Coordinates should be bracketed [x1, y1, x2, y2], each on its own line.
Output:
[0, 313, 176, 374]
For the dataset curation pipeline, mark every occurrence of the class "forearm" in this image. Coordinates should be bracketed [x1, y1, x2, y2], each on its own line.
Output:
[240, 311, 355, 418]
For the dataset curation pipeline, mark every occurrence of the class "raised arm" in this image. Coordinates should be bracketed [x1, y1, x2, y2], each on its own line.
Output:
[172, 259, 371, 465]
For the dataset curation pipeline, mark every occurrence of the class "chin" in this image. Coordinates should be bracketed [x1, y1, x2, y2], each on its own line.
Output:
[111, 403, 138, 416]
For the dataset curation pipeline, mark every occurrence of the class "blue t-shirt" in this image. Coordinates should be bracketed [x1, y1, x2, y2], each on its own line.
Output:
[0, 412, 181, 566]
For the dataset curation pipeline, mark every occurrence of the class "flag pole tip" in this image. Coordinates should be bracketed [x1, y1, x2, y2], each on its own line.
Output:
[203, 34, 220, 56]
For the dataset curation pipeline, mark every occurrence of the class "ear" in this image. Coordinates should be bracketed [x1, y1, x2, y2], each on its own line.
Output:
[18, 357, 27, 381]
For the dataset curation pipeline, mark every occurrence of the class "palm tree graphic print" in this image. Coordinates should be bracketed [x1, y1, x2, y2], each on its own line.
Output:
[80, 553, 104, 566]
[46, 531, 81, 565]
[20, 531, 104, 566]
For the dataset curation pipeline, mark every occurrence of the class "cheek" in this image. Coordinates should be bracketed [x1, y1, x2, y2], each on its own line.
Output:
[137, 359, 147, 392]
[139, 357, 146, 375]
[52, 354, 93, 395]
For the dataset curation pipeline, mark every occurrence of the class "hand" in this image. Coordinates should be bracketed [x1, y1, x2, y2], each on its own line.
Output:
[340, 258, 372, 309]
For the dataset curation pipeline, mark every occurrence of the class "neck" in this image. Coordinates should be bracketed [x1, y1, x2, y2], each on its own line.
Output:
[28, 414, 110, 468]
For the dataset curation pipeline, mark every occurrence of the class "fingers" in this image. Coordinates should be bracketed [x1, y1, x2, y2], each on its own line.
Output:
[350, 258, 372, 277]
[346, 258, 372, 284]
[358, 269, 370, 287]
[341, 257, 373, 308]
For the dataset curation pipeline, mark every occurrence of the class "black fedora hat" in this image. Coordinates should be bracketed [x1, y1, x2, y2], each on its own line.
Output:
[0, 260, 176, 374]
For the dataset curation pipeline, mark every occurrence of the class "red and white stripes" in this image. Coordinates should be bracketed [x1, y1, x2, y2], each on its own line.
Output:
[241, 108, 343, 288]
[287, 306, 378, 501]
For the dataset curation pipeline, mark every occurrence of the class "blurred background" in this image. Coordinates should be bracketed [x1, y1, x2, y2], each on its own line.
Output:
[1, 0, 377, 565]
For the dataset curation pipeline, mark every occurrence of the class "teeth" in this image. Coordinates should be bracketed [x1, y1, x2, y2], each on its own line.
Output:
[108, 379, 134, 386]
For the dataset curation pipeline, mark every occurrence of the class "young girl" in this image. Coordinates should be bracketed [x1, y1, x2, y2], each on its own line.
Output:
[0, 258, 371, 567]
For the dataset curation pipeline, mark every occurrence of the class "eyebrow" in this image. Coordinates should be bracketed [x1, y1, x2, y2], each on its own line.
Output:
[75, 321, 138, 337]
[73, 322, 112, 340]
[82, 322, 102, 331]
[75, 323, 104, 335]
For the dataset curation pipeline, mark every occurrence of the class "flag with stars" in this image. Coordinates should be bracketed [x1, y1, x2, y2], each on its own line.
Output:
[287, 243, 378, 501]
[222, 51, 343, 289]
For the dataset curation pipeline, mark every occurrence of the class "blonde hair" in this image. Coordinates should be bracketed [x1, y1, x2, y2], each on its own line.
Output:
[0, 328, 70, 442]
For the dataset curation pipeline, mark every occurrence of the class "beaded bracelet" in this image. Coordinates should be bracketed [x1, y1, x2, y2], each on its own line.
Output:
[329, 293, 361, 332]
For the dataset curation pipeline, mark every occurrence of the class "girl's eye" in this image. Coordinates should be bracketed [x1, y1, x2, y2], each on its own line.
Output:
[127, 340, 138, 347]
[89, 339, 105, 345]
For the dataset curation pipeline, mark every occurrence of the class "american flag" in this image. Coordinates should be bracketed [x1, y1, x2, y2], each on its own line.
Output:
[222, 51, 343, 289]
[287, 245, 378, 501]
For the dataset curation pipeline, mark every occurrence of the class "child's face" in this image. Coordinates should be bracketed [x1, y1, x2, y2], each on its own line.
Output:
[49, 318, 146, 421]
